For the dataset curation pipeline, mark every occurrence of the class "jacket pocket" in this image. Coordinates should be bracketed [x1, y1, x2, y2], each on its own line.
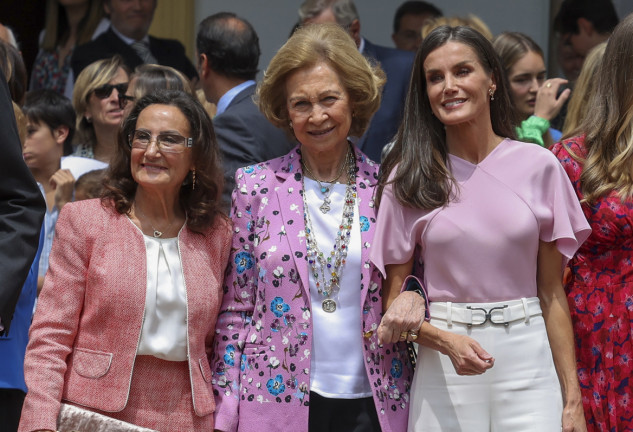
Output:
[72, 347, 112, 379]
[199, 357, 212, 382]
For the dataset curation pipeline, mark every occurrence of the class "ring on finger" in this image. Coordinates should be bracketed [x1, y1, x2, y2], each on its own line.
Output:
[546, 82, 552, 88]
[399, 331, 408, 340]
[408, 331, 418, 341]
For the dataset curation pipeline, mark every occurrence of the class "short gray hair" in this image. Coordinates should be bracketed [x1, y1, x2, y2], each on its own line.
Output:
[298, 0, 359, 28]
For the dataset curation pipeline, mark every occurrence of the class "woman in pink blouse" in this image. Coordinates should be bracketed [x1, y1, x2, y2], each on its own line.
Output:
[371, 26, 590, 431]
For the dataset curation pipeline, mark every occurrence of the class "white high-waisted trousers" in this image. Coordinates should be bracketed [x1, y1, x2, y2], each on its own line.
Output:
[407, 298, 562, 432]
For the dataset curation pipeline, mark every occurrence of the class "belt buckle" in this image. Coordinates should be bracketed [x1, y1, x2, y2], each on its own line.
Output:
[466, 305, 509, 327]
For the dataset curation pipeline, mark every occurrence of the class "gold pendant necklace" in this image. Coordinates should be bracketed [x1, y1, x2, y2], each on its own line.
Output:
[134, 204, 175, 238]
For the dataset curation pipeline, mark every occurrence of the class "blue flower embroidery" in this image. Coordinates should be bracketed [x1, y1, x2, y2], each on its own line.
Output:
[267, 374, 286, 396]
[224, 344, 235, 366]
[243, 166, 254, 173]
[271, 296, 290, 317]
[390, 358, 403, 378]
[359, 216, 370, 232]
[234, 251, 254, 274]
[240, 354, 247, 371]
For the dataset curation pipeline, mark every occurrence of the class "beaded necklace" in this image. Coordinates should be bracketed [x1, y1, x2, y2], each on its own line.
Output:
[302, 154, 348, 214]
[301, 146, 356, 313]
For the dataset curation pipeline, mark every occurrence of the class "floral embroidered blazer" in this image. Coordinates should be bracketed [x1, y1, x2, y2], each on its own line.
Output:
[211, 145, 413, 432]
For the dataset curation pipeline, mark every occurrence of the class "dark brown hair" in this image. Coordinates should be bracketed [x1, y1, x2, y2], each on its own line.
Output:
[102, 90, 225, 232]
[378, 25, 516, 210]
[42, 0, 105, 51]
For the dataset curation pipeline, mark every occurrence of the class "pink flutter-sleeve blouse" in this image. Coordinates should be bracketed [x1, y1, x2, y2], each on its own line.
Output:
[371, 139, 591, 303]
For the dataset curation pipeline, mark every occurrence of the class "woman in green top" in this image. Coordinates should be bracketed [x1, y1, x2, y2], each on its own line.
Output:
[493, 32, 570, 147]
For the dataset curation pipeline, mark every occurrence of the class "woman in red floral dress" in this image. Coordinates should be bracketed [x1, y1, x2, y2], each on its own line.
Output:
[551, 15, 633, 432]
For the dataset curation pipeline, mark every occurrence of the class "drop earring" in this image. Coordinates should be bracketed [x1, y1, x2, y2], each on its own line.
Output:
[489, 88, 495, 101]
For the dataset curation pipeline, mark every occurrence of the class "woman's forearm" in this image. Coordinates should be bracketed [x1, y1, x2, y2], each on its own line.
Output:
[382, 258, 414, 312]
[540, 287, 582, 404]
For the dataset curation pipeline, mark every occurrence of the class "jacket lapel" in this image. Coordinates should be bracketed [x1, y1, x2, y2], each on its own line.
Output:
[355, 152, 379, 306]
[273, 147, 311, 299]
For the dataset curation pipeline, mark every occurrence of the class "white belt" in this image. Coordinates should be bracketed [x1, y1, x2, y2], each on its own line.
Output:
[429, 297, 542, 327]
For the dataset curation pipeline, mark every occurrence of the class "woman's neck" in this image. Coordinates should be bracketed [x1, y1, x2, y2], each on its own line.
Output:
[445, 120, 503, 164]
[92, 124, 119, 163]
[132, 188, 185, 238]
[134, 189, 182, 222]
[301, 142, 350, 182]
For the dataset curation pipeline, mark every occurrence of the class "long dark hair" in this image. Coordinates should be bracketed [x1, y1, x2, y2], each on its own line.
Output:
[377, 25, 516, 210]
[102, 90, 225, 233]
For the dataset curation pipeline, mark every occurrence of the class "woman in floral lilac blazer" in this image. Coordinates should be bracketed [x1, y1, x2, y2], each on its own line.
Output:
[211, 24, 413, 432]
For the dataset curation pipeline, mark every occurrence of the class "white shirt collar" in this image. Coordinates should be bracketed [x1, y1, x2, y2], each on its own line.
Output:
[110, 25, 150, 46]
[358, 37, 365, 54]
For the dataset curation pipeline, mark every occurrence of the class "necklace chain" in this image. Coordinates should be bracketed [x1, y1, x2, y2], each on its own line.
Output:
[302, 150, 350, 214]
[301, 152, 348, 184]
[134, 204, 175, 238]
[302, 146, 356, 305]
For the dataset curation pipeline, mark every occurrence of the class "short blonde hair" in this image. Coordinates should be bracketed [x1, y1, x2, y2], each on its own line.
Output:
[257, 23, 385, 138]
[72, 56, 128, 146]
[422, 15, 493, 40]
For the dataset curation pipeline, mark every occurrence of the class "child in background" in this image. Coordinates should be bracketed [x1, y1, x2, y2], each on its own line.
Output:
[22, 89, 75, 292]
[0, 102, 44, 432]
[73, 168, 105, 201]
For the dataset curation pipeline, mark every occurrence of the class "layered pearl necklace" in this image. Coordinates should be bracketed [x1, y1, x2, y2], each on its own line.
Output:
[301, 146, 356, 313]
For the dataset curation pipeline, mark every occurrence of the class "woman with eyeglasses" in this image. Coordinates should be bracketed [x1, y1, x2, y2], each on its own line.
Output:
[18, 89, 231, 431]
[492, 32, 570, 148]
[71, 55, 129, 163]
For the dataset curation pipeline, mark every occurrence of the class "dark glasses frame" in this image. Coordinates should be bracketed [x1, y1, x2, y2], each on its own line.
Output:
[92, 82, 128, 100]
[119, 94, 135, 110]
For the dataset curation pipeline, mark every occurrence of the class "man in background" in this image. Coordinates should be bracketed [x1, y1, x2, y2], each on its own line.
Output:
[72, 0, 196, 81]
[554, 0, 618, 62]
[0, 68, 45, 336]
[392, 1, 442, 52]
[197, 12, 295, 211]
[299, 0, 414, 162]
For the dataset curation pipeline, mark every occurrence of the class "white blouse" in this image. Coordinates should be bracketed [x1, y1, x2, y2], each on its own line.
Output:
[304, 178, 372, 399]
[136, 234, 188, 361]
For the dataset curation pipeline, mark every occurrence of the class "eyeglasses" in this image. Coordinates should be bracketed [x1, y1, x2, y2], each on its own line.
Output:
[119, 94, 135, 110]
[128, 130, 193, 153]
[92, 83, 128, 100]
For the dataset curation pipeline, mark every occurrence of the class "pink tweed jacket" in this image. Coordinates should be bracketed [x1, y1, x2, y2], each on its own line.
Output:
[18, 199, 232, 431]
[211, 146, 413, 432]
